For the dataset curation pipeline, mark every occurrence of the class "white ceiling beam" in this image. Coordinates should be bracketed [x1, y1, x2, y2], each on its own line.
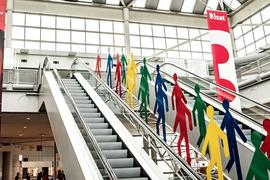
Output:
[230, 0, 270, 27]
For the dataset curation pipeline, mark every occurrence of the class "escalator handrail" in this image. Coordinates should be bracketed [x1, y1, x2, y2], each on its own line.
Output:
[74, 58, 203, 180]
[43, 57, 118, 180]
[139, 62, 265, 135]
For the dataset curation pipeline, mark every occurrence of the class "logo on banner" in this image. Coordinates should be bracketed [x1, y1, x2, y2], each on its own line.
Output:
[209, 13, 225, 21]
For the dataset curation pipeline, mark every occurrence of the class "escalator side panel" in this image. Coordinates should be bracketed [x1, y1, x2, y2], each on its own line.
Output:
[40, 72, 103, 180]
[74, 72, 167, 180]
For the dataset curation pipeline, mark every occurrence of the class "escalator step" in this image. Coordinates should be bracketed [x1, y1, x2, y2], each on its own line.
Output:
[95, 158, 134, 168]
[119, 178, 148, 180]
[91, 149, 128, 159]
[77, 104, 95, 108]
[91, 128, 113, 135]
[79, 108, 98, 113]
[88, 123, 109, 129]
[68, 89, 85, 93]
[84, 118, 104, 123]
[81, 112, 101, 118]
[97, 142, 122, 150]
[94, 135, 118, 142]
[112, 167, 141, 178]
[74, 99, 92, 104]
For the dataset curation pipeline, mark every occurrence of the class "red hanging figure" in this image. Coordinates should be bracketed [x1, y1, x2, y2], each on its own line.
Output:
[261, 118, 270, 159]
[115, 53, 122, 97]
[171, 73, 193, 165]
[95, 53, 101, 78]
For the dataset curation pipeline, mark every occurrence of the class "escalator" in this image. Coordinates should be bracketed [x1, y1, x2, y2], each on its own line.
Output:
[40, 57, 168, 179]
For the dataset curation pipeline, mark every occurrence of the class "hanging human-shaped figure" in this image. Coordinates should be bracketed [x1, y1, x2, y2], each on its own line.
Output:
[115, 53, 122, 97]
[192, 84, 207, 147]
[201, 105, 230, 180]
[95, 53, 101, 78]
[106, 53, 113, 88]
[126, 54, 138, 108]
[154, 64, 169, 142]
[220, 99, 247, 180]
[171, 73, 193, 165]
[138, 66, 149, 123]
[121, 54, 127, 85]
[246, 131, 270, 180]
[141, 57, 151, 103]
[261, 119, 270, 159]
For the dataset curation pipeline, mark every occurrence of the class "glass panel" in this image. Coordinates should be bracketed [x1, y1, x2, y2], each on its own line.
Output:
[86, 45, 99, 53]
[86, 32, 99, 44]
[165, 26, 177, 38]
[113, 22, 124, 33]
[179, 42, 190, 51]
[13, 13, 25, 26]
[72, 44, 85, 52]
[131, 48, 141, 56]
[255, 38, 266, 49]
[261, 6, 270, 22]
[141, 49, 154, 57]
[26, 14, 40, 27]
[12, 27, 24, 39]
[177, 28, 189, 39]
[201, 41, 211, 52]
[114, 34, 124, 46]
[167, 51, 179, 58]
[25, 41, 40, 50]
[181, 0, 196, 13]
[190, 41, 202, 51]
[140, 24, 152, 36]
[166, 38, 177, 48]
[71, 31, 85, 43]
[41, 29, 55, 41]
[86, 19, 99, 31]
[56, 30, 70, 42]
[129, 23, 140, 35]
[251, 13, 262, 24]
[133, 0, 146, 7]
[140, 36, 153, 48]
[264, 25, 270, 35]
[115, 47, 125, 54]
[25, 28, 40, 40]
[253, 27, 264, 41]
[41, 15, 55, 28]
[192, 52, 203, 59]
[12, 40, 24, 49]
[206, 0, 219, 10]
[41, 42, 55, 51]
[100, 21, 113, 32]
[201, 33, 210, 41]
[242, 19, 252, 34]
[152, 25, 164, 37]
[57, 17, 70, 29]
[157, 0, 172, 10]
[246, 44, 256, 54]
[100, 34, 113, 45]
[154, 38, 166, 49]
[101, 46, 113, 54]
[106, 0, 120, 5]
[235, 37, 245, 50]
[56, 43, 70, 51]
[237, 49, 246, 57]
[180, 51, 191, 59]
[233, 26, 242, 39]
[71, 18, 85, 30]
[130, 36, 140, 47]
[203, 53, 212, 60]
[230, 0, 241, 10]
[244, 31, 254, 45]
[189, 29, 200, 39]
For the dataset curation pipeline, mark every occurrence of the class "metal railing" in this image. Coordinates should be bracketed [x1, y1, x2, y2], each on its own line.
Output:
[72, 58, 203, 180]
[43, 57, 118, 180]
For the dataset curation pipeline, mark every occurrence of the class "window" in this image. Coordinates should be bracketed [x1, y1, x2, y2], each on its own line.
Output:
[71, 31, 85, 43]
[255, 39, 266, 49]
[157, 0, 172, 10]
[25, 28, 40, 40]
[129, 23, 140, 35]
[41, 29, 55, 41]
[56, 43, 70, 51]
[202, 41, 211, 52]
[140, 24, 152, 36]
[251, 13, 262, 24]
[71, 18, 85, 30]
[177, 28, 189, 39]
[86, 19, 99, 31]
[41, 42, 55, 51]
[237, 49, 246, 57]
[235, 37, 245, 50]
[166, 38, 177, 48]
[154, 38, 166, 49]
[72, 44, 85, 52]
[141, 49, 154, 57]
[12, 40, 24, 49]
[140, 36, 153, 48]
[56, 30, 70, 42]
[261, 6, 270, 22]
[25, 41, 40, 50]
[100, 34, 113, 45]
[244, 31, 254, 45]
[26, 14, 40, 27]
[242, 19, 252, 34]
[189, 29, 200, 39]
[100, 21, 113, 32]
[113, 22, 124, 33]
[246, 44, 256, 54]
[179, 42, 190, 51]
[12, 27, 24, 39]
[167, 51, 179, 58]
[131, 48, 141, 56]
[253, 27, 264, 41]
[190, 41, 202, 51]
[192, 52, 203, 59]
[114, 35, 124, 46]
[130, 36, 140, 47]
[86, 32, 99, 44]
[152, 25, 164, 37]
[41, 16, 55, 28]
[13, 13, 25, 26]
[57, 17, 70, 29]
[233, 26, 242, 39]
[165, 27, 177, 38]
[86, 45, 99, 53]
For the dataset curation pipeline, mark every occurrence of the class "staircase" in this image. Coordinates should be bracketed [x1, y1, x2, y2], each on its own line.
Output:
[63, 78, 149, 180]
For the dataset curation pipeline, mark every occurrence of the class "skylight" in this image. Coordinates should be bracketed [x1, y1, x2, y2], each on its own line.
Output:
[181, 0, 196, 13]
[106, 0, 120, 5]
[157, 0, 172, 10]
[230, 0, 241, 10]
[133, 0, 146, 8]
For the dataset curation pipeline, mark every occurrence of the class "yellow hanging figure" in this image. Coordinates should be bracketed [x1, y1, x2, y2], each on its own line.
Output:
[126, 53, 138, 108]
[201, 105, 230, 180]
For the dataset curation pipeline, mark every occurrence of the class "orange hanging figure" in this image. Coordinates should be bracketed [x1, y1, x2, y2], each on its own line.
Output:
[171, 73, 193, 165]
[115, 53, 122, 97]
[95, 53, 101, 78]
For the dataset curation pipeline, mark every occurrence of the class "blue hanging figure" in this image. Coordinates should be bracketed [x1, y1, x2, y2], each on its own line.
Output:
[106, 52, 113, 88]
[154, 64, 169, 142]
[220, 99, 247, 180]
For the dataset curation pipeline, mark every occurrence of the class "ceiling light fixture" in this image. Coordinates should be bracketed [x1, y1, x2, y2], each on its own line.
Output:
[23, 126, 27, 129]
[18, 134, 24, 137]
[26, 117, 30, 120]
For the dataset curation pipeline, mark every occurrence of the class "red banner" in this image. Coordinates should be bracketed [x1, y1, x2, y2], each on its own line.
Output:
[0, 0, 6, 112]
[207, 10, 241, 111]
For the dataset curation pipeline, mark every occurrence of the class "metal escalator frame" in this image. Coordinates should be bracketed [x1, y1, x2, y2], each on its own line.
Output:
[73, 58, 203, 180]
[142, 62, 266, 135]
[43, 57, 118, 180]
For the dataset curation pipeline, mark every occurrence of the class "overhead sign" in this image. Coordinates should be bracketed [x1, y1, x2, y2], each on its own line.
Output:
[207, 10, 241, 111]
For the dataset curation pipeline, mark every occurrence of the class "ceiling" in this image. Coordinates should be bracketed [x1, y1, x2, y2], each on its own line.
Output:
[0, 113, 54, 146]
[62, 0, 249, 15]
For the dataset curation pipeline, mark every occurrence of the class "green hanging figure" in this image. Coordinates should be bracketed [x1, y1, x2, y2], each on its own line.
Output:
[138, 66, 149, 123]
[121, 54, 127, 85]
[246, 131, 270, 180]
[141, 57, 151, 103]
[192, 84, 207, 147]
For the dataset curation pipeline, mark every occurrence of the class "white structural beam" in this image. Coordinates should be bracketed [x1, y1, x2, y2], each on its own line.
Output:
[13, 0, 208, 28]
[230, 0, 270, 27]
